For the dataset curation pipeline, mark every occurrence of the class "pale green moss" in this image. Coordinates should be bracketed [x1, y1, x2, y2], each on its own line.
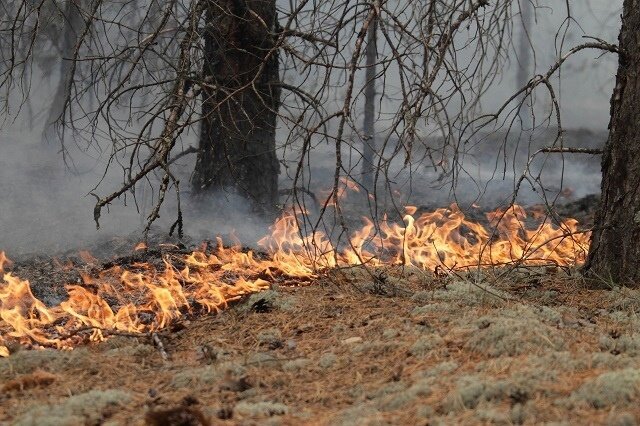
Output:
[170, 362, 245, 389]
[319, 353, 337, 369]
[409, 334, 444, 357]
[234, 401, 289, 417]
[14, 389, 130, 426]
[572, 369, 640, 408]
[465, 308, 564, 357]
[282, 358, 310, 372]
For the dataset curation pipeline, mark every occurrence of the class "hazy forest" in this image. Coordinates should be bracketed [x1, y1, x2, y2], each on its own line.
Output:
[2, 0, 640, 424]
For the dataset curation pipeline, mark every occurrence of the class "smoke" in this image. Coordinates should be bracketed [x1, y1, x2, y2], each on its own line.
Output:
[0, 0, 619, 258]
[0, 122, 275, 258]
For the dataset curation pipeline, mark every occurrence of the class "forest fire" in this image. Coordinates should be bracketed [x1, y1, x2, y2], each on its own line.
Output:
[0, 204, 590, 357]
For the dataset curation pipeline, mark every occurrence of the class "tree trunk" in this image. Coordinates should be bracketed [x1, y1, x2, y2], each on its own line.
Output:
[192, 0, 280, 214]
[361, 13, 378, 192]
[583, 1, 640, 286]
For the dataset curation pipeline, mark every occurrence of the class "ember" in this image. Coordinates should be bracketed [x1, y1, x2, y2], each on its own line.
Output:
[0, 204, 589, 356]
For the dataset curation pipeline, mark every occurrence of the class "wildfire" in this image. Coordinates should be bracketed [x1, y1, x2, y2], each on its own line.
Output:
[0, 204, 590, 356]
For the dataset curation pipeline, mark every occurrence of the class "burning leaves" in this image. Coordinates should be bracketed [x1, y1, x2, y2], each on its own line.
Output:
[0, 204, 590, 356]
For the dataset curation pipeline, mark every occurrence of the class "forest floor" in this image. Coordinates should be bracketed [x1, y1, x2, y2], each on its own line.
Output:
[3, 261, 640, 425]
[3, 195, 638, 425]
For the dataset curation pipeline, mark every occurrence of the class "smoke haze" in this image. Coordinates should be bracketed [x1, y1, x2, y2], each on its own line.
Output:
[0, 0, 621, 257]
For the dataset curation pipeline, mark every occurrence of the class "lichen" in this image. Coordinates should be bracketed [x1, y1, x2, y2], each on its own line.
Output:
[464, 308, 564, 357]
[234, 401, 289, 418]
[571, 369, 640, 408]
[0, 348, 90, 377]
[441, 376, 487, 413]
[599, 333, 640, 355]
[170, 362, 245, 389]
[14, 389, 130, 426]
[319, 353, 337, 369]
[282, 358, 310, 372]
[257, 328, 283, 348]
[332, 404, 384, 426]
[409, 334, 444, 357]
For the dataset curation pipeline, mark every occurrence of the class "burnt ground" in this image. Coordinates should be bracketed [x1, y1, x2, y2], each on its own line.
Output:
[5, 195, 637, 425]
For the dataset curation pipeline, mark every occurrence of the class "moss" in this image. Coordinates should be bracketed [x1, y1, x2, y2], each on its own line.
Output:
[442, 375, 536, 414]
[572, 369, 640, 408]
[246, 352, 280, 367]
[522, 289, 560, 305]
[333, 404, 384, 426]
[599, 333, 640, 355]
[14, 389, 130, 426]
[606, 288, 640, 312]
[282, 358, 310, 372]
[319, 353, 337, 369]
[510, 402, 529, 425]
[170, 362, 245, 389]
[411, 291, 432, 304]
[409, 334, 444, 357]
[233, 401, 289, 418]
[590, 353, 636, 370]
[0, 348, 90, 377]
[442, 376, 487, 413]
[411, 302, 457, 316]
[475, 407, 510, 424]
[534, 305, 564, 324]
[352, 341, 399, 357]
[515, 351, 589, 377]
[465, 308, 564, 357]
[373, 379, 432, 412]
[103, 344, 156, 359]
[607, 412, 638, 426]
[416, 404, 435, 418]
[257, 328, 283, 348]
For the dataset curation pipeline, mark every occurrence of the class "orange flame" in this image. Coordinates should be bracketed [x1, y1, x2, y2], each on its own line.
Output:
[0, 204, 590, 356]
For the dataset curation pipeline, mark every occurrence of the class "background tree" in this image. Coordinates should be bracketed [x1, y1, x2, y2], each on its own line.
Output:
[361, 1, 379, 193]
[516, 0, 533, 129]
[42, 0, 83, 144]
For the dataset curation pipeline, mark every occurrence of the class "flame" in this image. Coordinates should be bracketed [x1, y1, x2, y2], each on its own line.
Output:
[134, 242, 148, 251]
[0, 204, 590, 356]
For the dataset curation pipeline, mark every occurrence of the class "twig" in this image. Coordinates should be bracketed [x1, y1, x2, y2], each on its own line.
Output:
[152, 332, 170, 362]
[541, 147, 603, 154]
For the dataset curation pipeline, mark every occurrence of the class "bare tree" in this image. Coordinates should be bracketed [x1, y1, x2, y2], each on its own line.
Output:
[42, 0, 83, 144]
